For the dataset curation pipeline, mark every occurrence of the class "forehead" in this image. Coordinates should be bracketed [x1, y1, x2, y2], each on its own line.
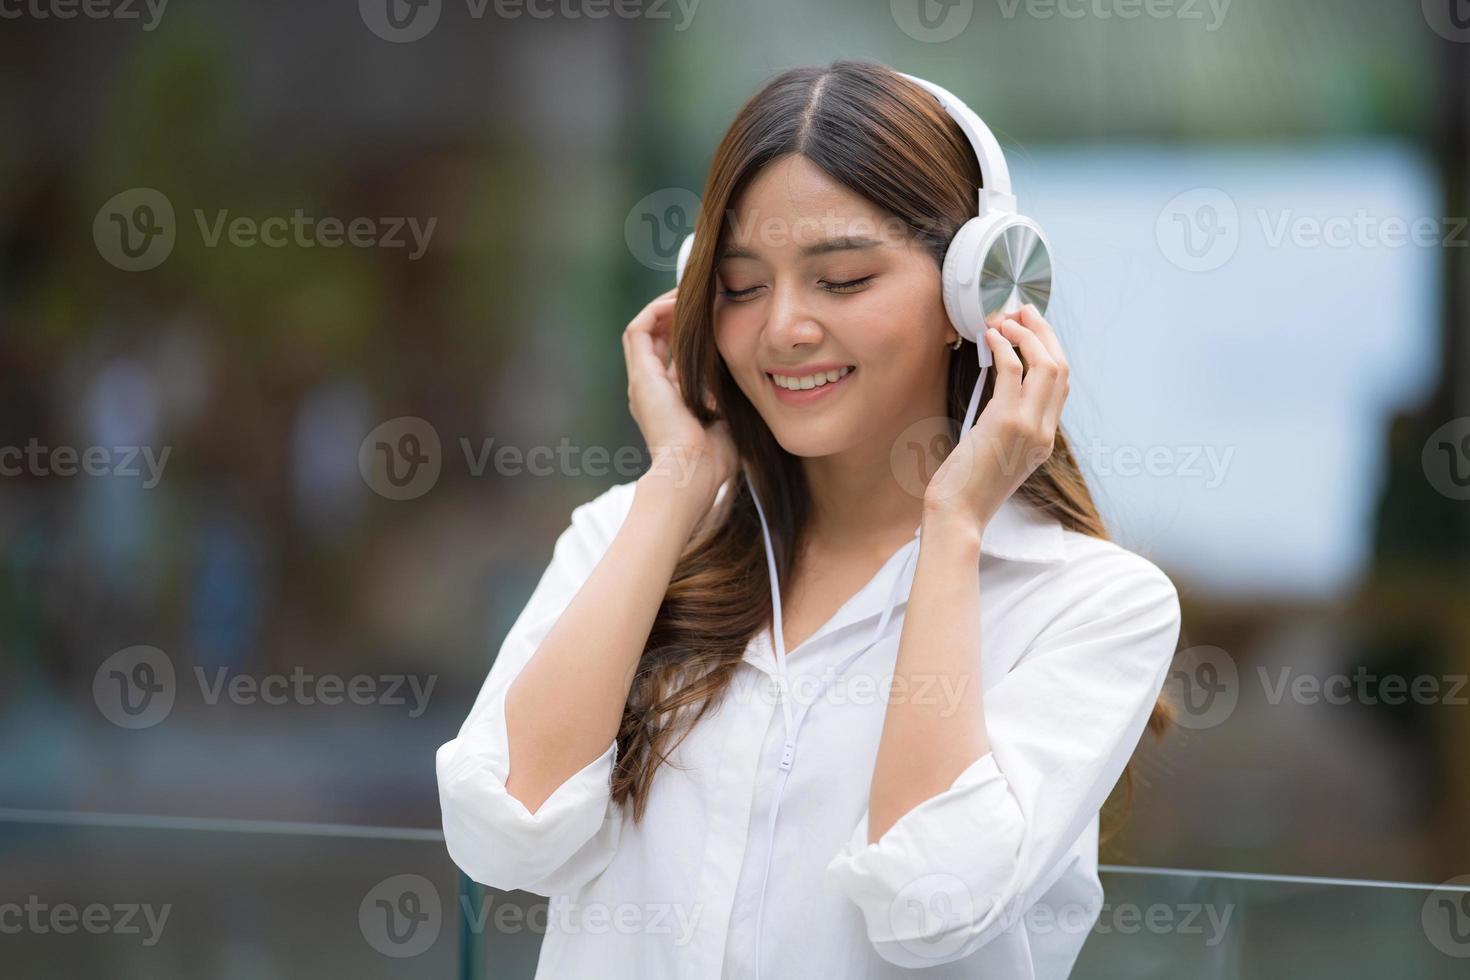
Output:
[724, 154, 898, 247]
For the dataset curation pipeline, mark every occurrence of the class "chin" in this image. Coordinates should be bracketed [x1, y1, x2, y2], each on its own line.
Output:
[765, 419, 857, 459]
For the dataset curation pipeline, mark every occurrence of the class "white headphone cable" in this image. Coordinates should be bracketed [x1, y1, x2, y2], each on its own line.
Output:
[742, 350, 988, 978]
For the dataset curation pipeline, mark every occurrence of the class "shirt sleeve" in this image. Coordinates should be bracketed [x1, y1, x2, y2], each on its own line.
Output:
[436, 482, 635, 897]
[824, 547, 1183, 968]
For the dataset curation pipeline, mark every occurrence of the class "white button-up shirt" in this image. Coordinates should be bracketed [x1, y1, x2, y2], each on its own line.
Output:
[437, 479, 1182, 979]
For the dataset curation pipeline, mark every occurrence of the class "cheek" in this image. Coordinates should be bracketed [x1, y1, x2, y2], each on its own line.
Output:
[712, 315, 755, 395]
[713, 307, 757, 363]
[844, 294, 920, 363]
[849, 292, 949, 392]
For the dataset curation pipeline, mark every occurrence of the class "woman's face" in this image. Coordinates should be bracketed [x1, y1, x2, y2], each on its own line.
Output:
[713, 153, 954, 461]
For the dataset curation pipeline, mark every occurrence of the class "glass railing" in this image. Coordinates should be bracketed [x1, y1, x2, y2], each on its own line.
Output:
[4, 808, 1468, 979]
[0, 808, 467, 979]
[1076, 865, 1470, 979]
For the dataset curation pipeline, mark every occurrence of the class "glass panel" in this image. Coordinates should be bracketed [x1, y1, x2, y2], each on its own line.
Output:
[0, 811, 467, 980]
[1074, 866, 1470, 979]
[453, 865, 1470, 978]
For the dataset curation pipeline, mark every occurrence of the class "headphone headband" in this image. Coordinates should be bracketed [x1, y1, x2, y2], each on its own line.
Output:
[895, 72, 1015, 208]
[675, 67, 1052, 347]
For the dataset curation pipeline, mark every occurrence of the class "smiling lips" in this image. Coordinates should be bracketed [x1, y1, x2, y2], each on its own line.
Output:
[765, 364, 856, 404]
[769, 365, 853, 390]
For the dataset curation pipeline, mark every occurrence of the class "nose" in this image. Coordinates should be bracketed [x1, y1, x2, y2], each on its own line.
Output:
[763, 279, 823, 353]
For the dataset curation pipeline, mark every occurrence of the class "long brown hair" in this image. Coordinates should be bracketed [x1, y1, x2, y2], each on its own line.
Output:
[613, 60, 1174, 843]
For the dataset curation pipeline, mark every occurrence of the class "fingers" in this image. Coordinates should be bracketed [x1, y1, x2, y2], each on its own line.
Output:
[1016, 303, 1070, 433]
[623, 292, 681, 384]
[983, 325, 1023, 408]
[988, 305, 1069, 437]
[626, 293, 678, 343]
[1016, 303, 1065, 367]
[993, 316, 1054, 421]
[627, 327, 667, 385]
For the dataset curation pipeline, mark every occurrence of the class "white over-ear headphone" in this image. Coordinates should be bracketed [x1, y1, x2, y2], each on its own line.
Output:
[674, 70, 1054, 377]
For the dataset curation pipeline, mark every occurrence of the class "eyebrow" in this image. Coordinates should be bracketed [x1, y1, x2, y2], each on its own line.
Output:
[717, 235, 883, 262]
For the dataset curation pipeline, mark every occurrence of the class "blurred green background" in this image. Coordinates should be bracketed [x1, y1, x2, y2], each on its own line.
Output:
[2, 0, 1469, 976]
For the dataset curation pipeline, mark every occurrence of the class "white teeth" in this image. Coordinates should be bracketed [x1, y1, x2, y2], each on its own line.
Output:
[770, 366, 852, 391]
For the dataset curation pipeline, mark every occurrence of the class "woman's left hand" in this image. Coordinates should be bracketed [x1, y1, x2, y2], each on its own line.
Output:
[923, 303, 1070, 528]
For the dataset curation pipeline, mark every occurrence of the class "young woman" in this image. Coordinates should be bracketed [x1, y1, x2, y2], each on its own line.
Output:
[437, 60, 1182, 979]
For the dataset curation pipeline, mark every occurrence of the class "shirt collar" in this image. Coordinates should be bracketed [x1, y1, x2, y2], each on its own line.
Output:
[714, 480, 1067, 565]
[739, 493, 1067, 671]
[978, 492, 1069, 564]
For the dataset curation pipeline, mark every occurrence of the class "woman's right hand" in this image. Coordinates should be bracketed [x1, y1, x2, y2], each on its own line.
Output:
[622, 287, 739, 510]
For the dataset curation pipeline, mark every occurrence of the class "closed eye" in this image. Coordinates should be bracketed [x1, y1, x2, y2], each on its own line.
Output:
[719, 284, 762, 301]
[718, 275, 876, 302]
[821, 275, 875, 293]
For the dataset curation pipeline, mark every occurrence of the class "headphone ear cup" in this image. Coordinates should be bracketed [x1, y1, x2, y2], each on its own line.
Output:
[980, 217, 1053, 321]
[674, 233, 695, 285]
[942, 213, 1054, 368]
[941, 216, 997, 366]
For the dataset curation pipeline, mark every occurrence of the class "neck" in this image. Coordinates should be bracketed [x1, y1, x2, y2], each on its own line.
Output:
[800, 434, 926, 553]
[797, 354, 956, 555]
